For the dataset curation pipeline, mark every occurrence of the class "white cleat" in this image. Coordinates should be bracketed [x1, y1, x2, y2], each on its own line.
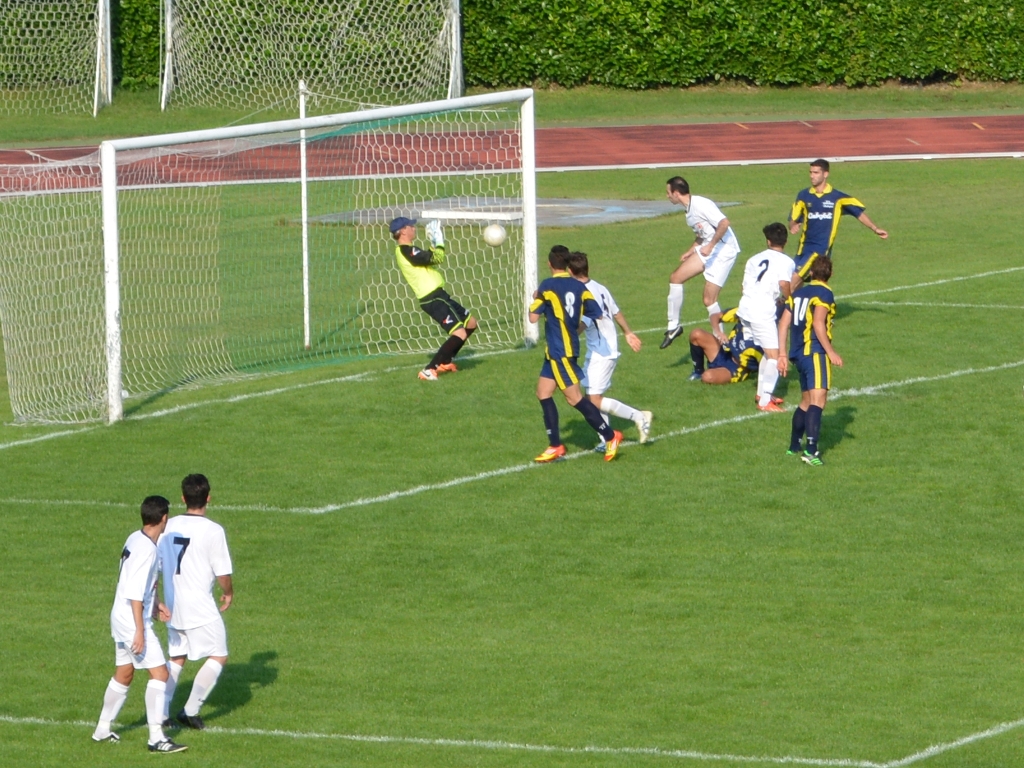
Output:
[635, 411, 653, 444]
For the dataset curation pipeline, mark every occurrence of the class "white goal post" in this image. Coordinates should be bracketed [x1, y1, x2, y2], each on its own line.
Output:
[160, 0, 464, 113]
[0, 0, 112, 115]
[0, 89, 536, 425]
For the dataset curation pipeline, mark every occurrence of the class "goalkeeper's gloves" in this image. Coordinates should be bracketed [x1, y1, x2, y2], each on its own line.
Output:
[425, 219, 444, 248]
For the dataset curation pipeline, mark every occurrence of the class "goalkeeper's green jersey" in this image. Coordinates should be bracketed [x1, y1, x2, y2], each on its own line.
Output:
[395, 243, 445, 299]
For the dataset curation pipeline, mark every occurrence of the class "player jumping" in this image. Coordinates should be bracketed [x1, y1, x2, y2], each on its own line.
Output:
[530, 246, 623, 463]
[661, 176, 741, 349]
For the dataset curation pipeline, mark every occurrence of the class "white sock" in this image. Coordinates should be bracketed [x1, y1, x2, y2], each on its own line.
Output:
[93, 678, 129, 739]
[757, 356, 780, 406]
[600, 397, 641, 423]
[184, 658, 223, 717]
[163, 661, 183, 719]
[667, 284, 683, 331]
[145, 679, 167, 745]
[706, 301, 725, 337]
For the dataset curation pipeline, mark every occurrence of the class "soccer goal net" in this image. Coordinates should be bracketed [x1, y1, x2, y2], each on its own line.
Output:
[0, 0, 112, 115]
[160, 0, 463, 113]
[0, 89, 536, 424]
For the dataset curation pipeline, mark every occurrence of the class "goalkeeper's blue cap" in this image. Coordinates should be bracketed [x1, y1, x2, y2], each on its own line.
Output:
[389, 216, 417, 233]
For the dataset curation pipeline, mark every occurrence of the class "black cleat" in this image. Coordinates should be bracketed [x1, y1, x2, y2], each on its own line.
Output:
[176, 709, 205, 730]
[148, 739, 188, 753]
[92, 732, 120, 743]
[161, 718, 177, 729]
[660, 327, 684, 349]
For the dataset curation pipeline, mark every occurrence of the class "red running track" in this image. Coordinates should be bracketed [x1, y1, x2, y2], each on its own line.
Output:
[2, 114, 1022, 193]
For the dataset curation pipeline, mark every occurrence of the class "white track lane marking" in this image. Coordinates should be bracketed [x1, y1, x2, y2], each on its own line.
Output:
[4, 712, 1024, 766]
[3, 358, 1022, 516]
[2, 265, 1021, 452]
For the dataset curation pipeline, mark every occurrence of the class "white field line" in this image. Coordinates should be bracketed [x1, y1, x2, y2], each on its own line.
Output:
[849, 300, 1024, 310]
[3, 712, 1024, 767]
[1, 264, 1020, 453]
[4, 357, 1024, 517]
[836, 266, 1024, 299]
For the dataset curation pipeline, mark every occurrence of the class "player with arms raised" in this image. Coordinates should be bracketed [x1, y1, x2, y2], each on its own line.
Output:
[737, 223, 795, 412]
[778, 256, 842, 466]
[159, 474, 234, 730]
[661, 176, 741, 349]
[92, 495, 187, 753]
[531, 246, 623, 463]
[789, 159, 887, 288]
[389, 216, 478, 381]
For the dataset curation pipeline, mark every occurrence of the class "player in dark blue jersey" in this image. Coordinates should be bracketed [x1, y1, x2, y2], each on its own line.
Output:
[778, 256, 843, 466]
[687, 308, 768, 386]
[789, 159, 888, 287]
[529, 246, 623, 463]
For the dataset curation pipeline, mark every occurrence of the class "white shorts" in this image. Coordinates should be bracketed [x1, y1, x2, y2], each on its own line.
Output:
[581, 354, 618, 395]
[700, 242, 740, 288]
[740, 315, 779, 351]
[114, 624, 167, 670]
[167, 617, 228, 661]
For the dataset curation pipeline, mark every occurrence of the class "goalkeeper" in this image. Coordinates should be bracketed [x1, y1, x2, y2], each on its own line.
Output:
[389, 217, 478, 381]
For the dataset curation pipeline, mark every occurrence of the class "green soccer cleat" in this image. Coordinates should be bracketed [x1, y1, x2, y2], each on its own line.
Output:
[801, 451, 824, 467]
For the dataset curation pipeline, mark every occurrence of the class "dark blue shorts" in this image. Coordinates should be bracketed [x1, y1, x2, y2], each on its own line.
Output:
[708, 349, 740, 377]
[540, 356, 583, 390]
[794, 353, 831, 391]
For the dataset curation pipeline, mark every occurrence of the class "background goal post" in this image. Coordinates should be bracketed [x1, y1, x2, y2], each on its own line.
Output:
[160, 0, 463, 113]
[0, 89, 536, 425]
[0, 0, 112, 116]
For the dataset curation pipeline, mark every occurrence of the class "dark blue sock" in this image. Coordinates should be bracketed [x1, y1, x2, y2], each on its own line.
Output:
[790, 407, 807, 452]
[805, 405, 823, 454]
[690, 342, 705, 373]
[540, 397, 560, 447]
[574, 398, 615, 442]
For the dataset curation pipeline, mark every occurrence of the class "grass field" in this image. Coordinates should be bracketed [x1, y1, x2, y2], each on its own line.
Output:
[3, 153, 1024, 767]
[3, 81, 1024, 146]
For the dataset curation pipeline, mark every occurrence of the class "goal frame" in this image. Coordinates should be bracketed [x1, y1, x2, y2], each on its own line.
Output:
[100, 88, 537, 423]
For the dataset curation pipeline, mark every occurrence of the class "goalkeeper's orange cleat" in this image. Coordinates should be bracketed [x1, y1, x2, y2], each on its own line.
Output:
[603, 431, 624, 462]
[534, 445, 566, 463]
[436, 362, 458, 374]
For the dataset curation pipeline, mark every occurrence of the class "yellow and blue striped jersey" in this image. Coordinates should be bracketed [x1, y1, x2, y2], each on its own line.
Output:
[530, 272, 602, 360]
[787, 281, 836, 359]
[790, 184, 865, 258]
[720, 307, 764, 377]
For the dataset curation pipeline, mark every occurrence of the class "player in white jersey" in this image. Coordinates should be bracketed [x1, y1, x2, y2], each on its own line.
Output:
[567, 252, 652, 447]
[92, 495, 188, 753]
[158, 474, 234, 731]
[736, 223, 795, 412]
[661, 176, 741, 349]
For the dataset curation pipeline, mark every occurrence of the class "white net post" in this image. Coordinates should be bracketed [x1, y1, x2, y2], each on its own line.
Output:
[100, 141, 123, 423]
[447, 0, 463, 100]
[0, 0, 112, 115]
[299, 80, 311, 349]
[521, 94, 538, 346]
[159, 0, 174, 111]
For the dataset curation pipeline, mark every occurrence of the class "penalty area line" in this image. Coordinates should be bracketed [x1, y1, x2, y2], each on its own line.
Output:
[837, 265, 1024, 300]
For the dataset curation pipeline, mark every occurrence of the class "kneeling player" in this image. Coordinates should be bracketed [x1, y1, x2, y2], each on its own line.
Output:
[530, 246, 623, 462]
[567, 252, 652, 448]
[389, 217, 478, 381]
[688, 308, 765, 385]
[778, 256, 842, 466]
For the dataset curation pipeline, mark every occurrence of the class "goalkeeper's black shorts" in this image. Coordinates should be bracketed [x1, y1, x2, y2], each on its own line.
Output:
[419, 288, 471, 335]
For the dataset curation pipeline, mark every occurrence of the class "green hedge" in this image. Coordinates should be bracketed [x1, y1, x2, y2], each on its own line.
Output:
[111, 1, 1023, 91]
[463, 0, 1024, 87]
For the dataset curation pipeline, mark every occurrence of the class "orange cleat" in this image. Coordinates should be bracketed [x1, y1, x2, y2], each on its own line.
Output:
[754, 395, 784, 406]
[534, 445, 567, 463]
[604, 430, 624, 462]
[436, 362, 458, 374]
[757, 401, 785, 413]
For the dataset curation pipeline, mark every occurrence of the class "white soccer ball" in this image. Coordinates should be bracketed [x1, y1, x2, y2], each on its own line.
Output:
[483, 223, 507, 247]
